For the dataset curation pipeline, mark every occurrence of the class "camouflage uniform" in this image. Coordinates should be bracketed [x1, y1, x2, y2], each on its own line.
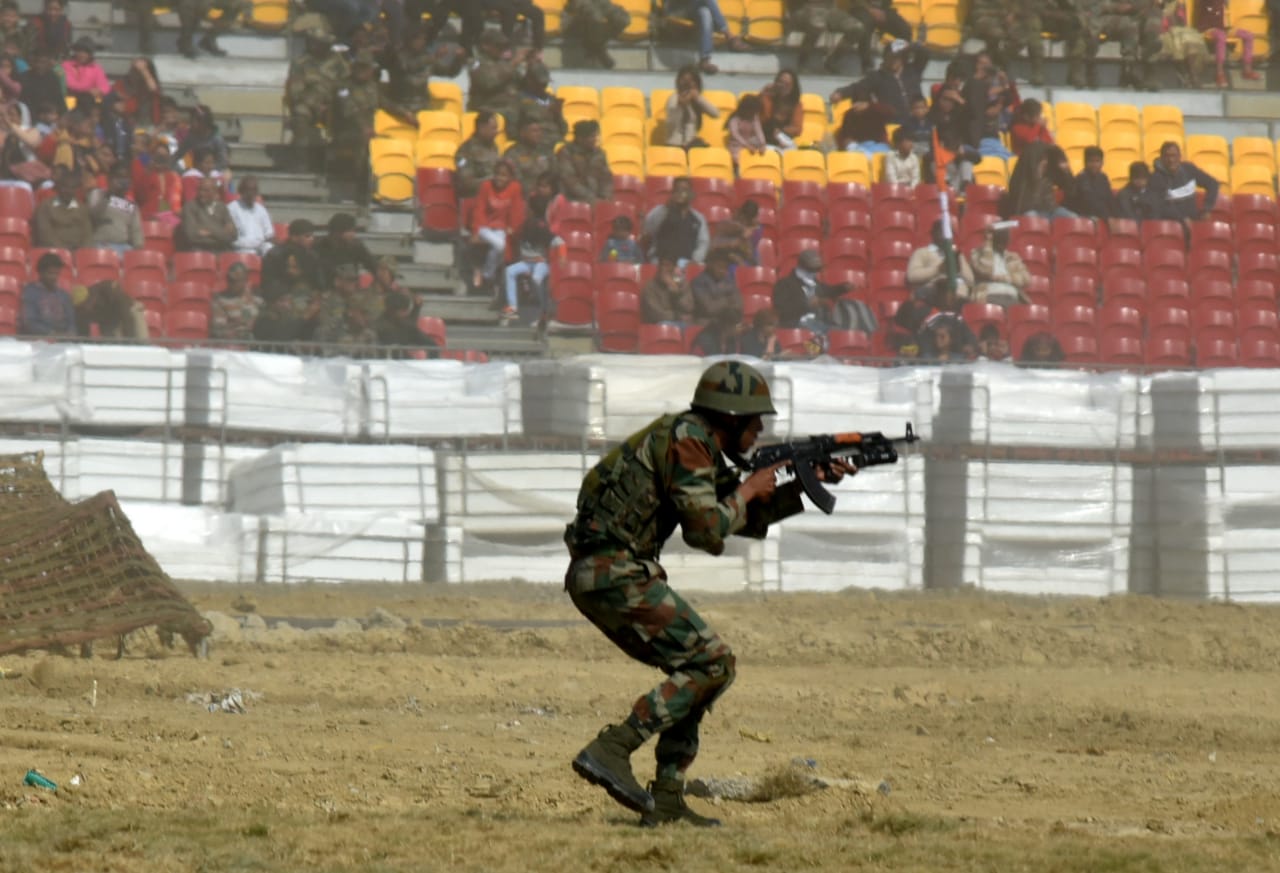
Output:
[511, 89, 568, 157]
[313, 288, 381, 348]
[1070, 0, 1162, 88]
[968, 0, 1046, 84]
[563, 0, 631, 67]
[555, 141, 614, 203]
[330, 55, 381, 206]
[788, 0, 867, 71]
[210, 291, 263, 341]
[176, 0, 251, 56]
[384, 40, 435, 118]
[504, 140, 553, 193]
[467, 57, 521, 119]
[454, 134, 502, 199]
[286, 35, 351, 171]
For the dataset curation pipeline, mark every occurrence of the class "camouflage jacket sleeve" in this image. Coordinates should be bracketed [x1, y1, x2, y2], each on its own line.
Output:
[739, 480, 806, 539]
[592, 150, 614, 200]
[556, 148, 590, 201]
[665, 416, 747, 556]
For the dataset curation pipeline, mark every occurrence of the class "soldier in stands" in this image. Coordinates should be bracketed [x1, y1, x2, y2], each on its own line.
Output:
[314, 263, 379, 349]
[176, 0, 251, 59]
[467, 30, 523, 119]
[329, 51, 381, 207]
[966, 0, 1047, 85]
[788, 0, 867, 74]
[314, 212, 378, 286]
[455, 110, 503, 199]
[565, 360, 856, 826]
[504, 116, 554, 194]
[262, 218, 324, 295]
[285, 28, 350, 174]
[1070, 0, 1162, 89]
[563, 0, 631, 69]
[510, 61, 566, 154]
[383, 24, 435, 120]
[555, 119, 613, 204]
[210, 262, 263, 342]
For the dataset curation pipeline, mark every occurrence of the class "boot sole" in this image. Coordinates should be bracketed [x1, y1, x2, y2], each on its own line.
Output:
[572, 751, 655, 814]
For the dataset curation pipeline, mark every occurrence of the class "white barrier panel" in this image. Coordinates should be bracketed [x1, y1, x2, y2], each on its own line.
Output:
[228, 443, 439, 522]
[186, 350, 364, 437]
[79, 438, 186, 503]
[936, 363, 1141, 449]
[439, 450, 590, 533]
[1149, 369, 1280, 451]
[122, 502, 248, 582]
[56, 343, 188, 429]
[0, 340, 83, 424]
[770, 455, 926, 592]
[248, 514, 426, 584]
[365, 360, 523, 439]
[764, 361, 937, 440]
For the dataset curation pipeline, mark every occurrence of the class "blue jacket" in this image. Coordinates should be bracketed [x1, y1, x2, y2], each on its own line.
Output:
[21, 282, 75, 336]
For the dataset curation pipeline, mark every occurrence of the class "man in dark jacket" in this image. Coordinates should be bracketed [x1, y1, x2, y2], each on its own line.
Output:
[1116, 162, 1161, 222]
[690, 248, 743, 354]
[641, 177, 709, 265]
[771, 249, 845, 329]
[1148, 141, 1219, 225]
[313, 212, 378, 285]
[828, 38, 926, 127]
[261, 218, 324, 295]
[1068, 146, 1118, 220]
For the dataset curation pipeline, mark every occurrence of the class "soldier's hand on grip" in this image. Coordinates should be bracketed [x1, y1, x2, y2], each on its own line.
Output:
[816, 458, 858, 484]
[738, 462, 786, 503]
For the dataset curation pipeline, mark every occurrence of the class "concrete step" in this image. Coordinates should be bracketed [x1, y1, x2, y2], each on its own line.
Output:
[229, 142, 286, 171]
[188, 86, 286, 118]
[105, 22, 292, 60]
[419, 295, 506, 326]
[255, 171, 331, 202]
[444, 324, 547, 356]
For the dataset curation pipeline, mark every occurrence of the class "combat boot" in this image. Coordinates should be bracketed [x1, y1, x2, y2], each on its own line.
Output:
[640, 778, 722, 828]
[572, 723, 654, 814]
[199, 33, 229, 57]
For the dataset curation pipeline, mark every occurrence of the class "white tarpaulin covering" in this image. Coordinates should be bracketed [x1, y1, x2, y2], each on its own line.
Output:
[364, 360, 522, 438]
[248, 514, 426, 584]
[1148, 369, 1280, 451]
[55, 343, 188, 428]
[0, 340, 84, 424]
[122, 502, 248, 582]
[763, 360, 937, 440]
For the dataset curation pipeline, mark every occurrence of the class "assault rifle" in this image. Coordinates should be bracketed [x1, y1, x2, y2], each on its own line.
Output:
[748, 424, 919, 515]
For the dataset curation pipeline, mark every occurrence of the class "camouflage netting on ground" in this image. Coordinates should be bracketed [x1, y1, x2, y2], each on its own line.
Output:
[0, 452, 211, 656]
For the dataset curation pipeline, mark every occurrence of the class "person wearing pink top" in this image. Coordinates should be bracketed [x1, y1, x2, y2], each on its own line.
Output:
[62, 37, 110, 104]
[725, 93, 767, 164]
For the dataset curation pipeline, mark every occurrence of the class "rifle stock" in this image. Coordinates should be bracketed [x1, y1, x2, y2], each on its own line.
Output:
[749, 423, 920, 515]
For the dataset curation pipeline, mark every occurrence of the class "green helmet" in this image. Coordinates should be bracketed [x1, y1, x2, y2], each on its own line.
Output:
[691, 360, 776, 416]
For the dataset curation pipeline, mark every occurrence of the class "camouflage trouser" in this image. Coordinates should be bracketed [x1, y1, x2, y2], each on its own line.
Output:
[567, 556, 736, 780]
[565, 3, 631, 45]
[792, 6, 866, 57]
[177, 0, 251, 33]
[969, 10, 1045, 65]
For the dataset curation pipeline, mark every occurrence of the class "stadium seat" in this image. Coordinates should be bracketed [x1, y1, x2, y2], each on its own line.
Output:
[1008, 214, 1051, 251]
[972, 156, 1008, 187]
[1098, 303, 1143, 343]
[756, 236, 777, 268]
[740, 150, 783, 188]
[734, 265, 776, 298]
[733, 177, 776, 211]
[556, 200, 593, 237]
[371, 137, 416, 203]
[826, 151, 872, 187]
[1100, 335, 1143, 366]
[1140, 220, 1184, 249]
[1053, 102, 1098, 139]
[780, 202, 822, 235]
[173, 252, 218, 287]
[644, 146, 688, 179]
[638, 322, 686, 355]
[1237, 277, 1278, 305]
[1148, 277, 1192, 310]
[1231, 163, 1276, 198]
[601, 87, 646, 120]
[1233, 221, 1276, 258]
[1238, 305, 1280, 342]
[775, 327, 818, 355]
[0, 186, 33, 222]
[595, 290, 640, 351]
[549, 260, 594, 326]
[560, 230, 595, 264]
[1007, 304, 1050, 342]
[1232, 136, 1277, 175]
[1100, 241, 1142, 278]
[778, 150, 824, 185]
[594, 262, 642, 297]
[141, 220, 175, 258]
[1143, 247, 1187, 284]
[1056, 331, 1099, 364]
[1239, 249, 1280, 284]
[1240, 337, 1280, 368]
[122, 277, 166, 308]
[962, 302, 1006, 338]
[1051, 217, 1098, 251]
[1098, 102, 1141, 143]
[1053, 273, 1097, 308]
[0, 246, 24, 287]
[615, 0, 652, 40]
[374, 110, 417, 141]
[27, 247, 71, 281]
[1187, 220, 1234, 257]
[428, 81, 463, 116]
[1023, 274, 1051, 305]
[592, 201, 639, 244]
[1104, 218, 1140, 248]
[823, 236, 869, 272]
[416, 316, 447, 348]
[1196, 336, 1239, 368]
[826, 329, 872, 360]
[741, 293, 772, 320]
[688, 147, 735, 182]
[168, 280, 212, 314]
[871, 237, 914, 270]
[1141, 105, 1185, 160]
[826, 181, 870, 214]
[1193, 304, 1237, 344]
[414, 113, 462, 147]
[1012, 242, 1050, 277]
[217, 252, 262, 288]
[778, 236, 818, 273]
[1055, 243, 1099, 274]
[601, 116, 646, 153]
[73, 248, 121, 286]
[0, 273, 17, 308]
[557, 85, 601, 126]
[744, 0, 785, 44]
[1055, 128, 1096, 174]
[1233, 193, 1278, 225]
[1146, 336, 1191, 367]
[418, 167, 459, 235]
[416, 137, 457, 170]
[0, 216, 29, 251]
[1188, 249, 1234, 287]
[165, 308, 208, 340]
[1186, 134, 1231, 185]
[1104, 275, 1146, 308]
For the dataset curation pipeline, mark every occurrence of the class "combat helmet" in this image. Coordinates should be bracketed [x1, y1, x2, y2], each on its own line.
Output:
[691, 360, 776, 416]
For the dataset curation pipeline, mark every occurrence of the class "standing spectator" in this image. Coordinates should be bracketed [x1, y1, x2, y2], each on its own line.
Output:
[87, 164, 144, 253]
[210, 262, 263, 341]
[1008, 98, 1053, 156]
[328, 52, 379, 208]
[851, 0, 914, 70]
[133, 141, 183, 224]
[830, 39, 926, 128]
[664, 65, 717, 150]
[1068, 146, 1119, 220]
[314, 213, 377, 285]
[261, 218, 324, 293]
[73, 279, 149, 339]
[484, 0, 546, 52]
[927, 86, 977, 190]
[1149, 140, 1219, 227]
[1194, 0, 1261, 86]
[563, 0, 631, 69]
[381, 24, 435, 119]
[34, 169, 91, 249]
[20, 252, 74, 335]
[884, 127, 921, 186]
[0, 2, 22, 52]
[180, 177, 237, 252]
[25, 0, 72, 61]
[642, 177, 709, 265]
[968, 221, 1029, 306]
[759, 69, 804, 150]
[19, 50, 65, 127]
[227, 175, 274, 256]
[469, 159, 525, 292]
[961, 51, 1016, 158]
[284, 29, 348, 174]
[690, 248, 743, 354]
[454, 110, 502, 199]
[62, 37, 110, 105]
[1116, 161, 1161, 222]
[659, 0, 749, 75]
[725, 93, 767, 164]
[509, 61, 565, 158]
[598, 215, 644, 263]
[790, 0, 868, 74]
[907, 219, 975, 300]
[555, 120, 613, 204]
[640, 256, 694, 325]
[176, 0, 250, 59]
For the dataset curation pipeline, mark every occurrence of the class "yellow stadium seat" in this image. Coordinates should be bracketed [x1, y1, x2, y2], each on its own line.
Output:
[418, 138, 458, 169]
[1186, 134, 1230, 185]
[717, 0, 747, 37]
[606, 144, 645, 178]
[371, 138, 416, 203]
[800, 93, 827, 128]
[538, 0, 565, 37]
[826, 150, 872, 186]
[1102, 155, 1134, 189]
[616, 0, 651, 40]
[739, 150, 783, 187]
[1142, 104, 1185, 162]
[744, 0, 785, 45]
[702, 89, 738, 118]
[601, 86, 646, 121]
[872, 151, 887, 183]
[1232, 163, 1277, 198]
[1052, 102, 1098, 141]
[830, 98, 852, 125]
[782, 149, 827, 184]
[689, 146, 735, 181]
[1056, 128, 1097, 174]
[1098, 104, 1141, 144]
[1228, 0, 1271, 58]
[895, 0, 923, 29]
[557, 85, 601, 125]
[430, 81, 464, 117]
[973, 156, 1008, 187]
[650, 88, 674, 120]
[647, 145, 690, 177]
[1232, 136, 1277, 175]
[601, 116, 646, 152]
[645, 117, 665, 147]
[250, 0, 289, 30]
[796, 118, 827, 148]
[417, 110, 462, 145]
[922, 4, 962, 50]
[374, 110, 417, 141]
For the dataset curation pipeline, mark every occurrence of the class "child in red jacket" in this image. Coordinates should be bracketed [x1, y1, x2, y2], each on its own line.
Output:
[469, 159, 524, 291]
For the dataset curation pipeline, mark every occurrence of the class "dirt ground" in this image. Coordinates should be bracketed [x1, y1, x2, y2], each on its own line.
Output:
[4, 582, 1280, 872]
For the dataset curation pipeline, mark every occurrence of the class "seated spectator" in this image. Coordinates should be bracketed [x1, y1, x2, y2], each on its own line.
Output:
[371, 256, 407, 299]
[52, 109, 102, 177]
[180, 177, 236, 252]
[313, 213, 377, 285]
[640, 256, 694, 325]
[642, 176, 709, 265]
[555, 120, 613, 204]
[1158, 0, 1212, 88]
[725, 93, 767, 164]
[664, 65, 718, 150]
[1116, 161, 1161, 222]
[503, 199, 554, 321]
[919, 313, 978, 362]
[759, 69, 803, 150]
[261, 218, 323, 294]
[690, 248, 743, 354]
[133, 141, 183, 224]
[884, 127, 921, 186]
[375, 291, 440, 356]
[598, 215, 644, 264]
[977, 323, 1010, 362]
[898, 95, 934, 158]
[1017, 330, 1064, 367]
[62, 37, 110, 105]
[181, 147, 228, 203]
[926, 86, 978, 190]
[74, 278, 147, 339]
[19, 49, 65, 119]
[454, 110, 502, 200]
[227, 175, 274, 256]
[1149, 141, 1218, 227]
[469, 159, 524, 292]
[834, 82, 892, 153]
[0, 54, 20, 103]
[709, 200, 761, 266]
[0, 38, 24, 77]
[27, 0, 73, 61]
[659, 0, 749, 75]
[1000, 142, 1076, 220]
[968, 221, 1029, 306]
[504, 115, 553, 195]
[0, 2, 21, 54]
[831, 39, 926, 127]
[907, 219, 974, 301]
[1009, 98, 1053, 157]
[253, 285, 308, 346]
[313, 263, 379, 347]
[962, 51, 1016, 159]
[772, 249, 851, 331]
[1067, 146, 1118, 220]
[34, 169, 91, 249]
[175, 104, 230, 175]
[20, 251, 74, 335]
[735, 307, 779, 359]
[892, 282, 974, 357]
[210, 261, 263, 342]
[114, 58, 163, 128]
[87, 164, 143, 253]
[1194, 0, 1261, 86]
[153, 98, 189, 152]
[0, 101, 48, 187]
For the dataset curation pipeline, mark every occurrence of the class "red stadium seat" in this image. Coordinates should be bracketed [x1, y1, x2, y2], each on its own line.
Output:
[823, 236, 869, 272]
[871, 237, 913, 270]
[1233, 193, 1278, 225]
[0, 215, 29, 250]
[1141, 220, 1185, 249]
[142, 220, 175, 257]
[1143, 246, 1187, 283]
[1104, 218, 1140, 248]
[1053, 273, 1097, 307]
[1051, 216, 1098, 250]
[825, 181, 870, 215]
[1239, 250, 1280, 284]
[736, 177, 778, 210]
[123, 249, 168, 286]
[742, 293, 772, 320]
[594, 262, 642, 296]
[1193, 305, 1237, 344]
[1057, 331, 1099, 364]
[173, 251, 218, 286]
[828, 207, 871, 235]
[782, 180, 824, 213]
[596, 290, 640, 352]
[273, 221, 290, 243]
[418, 167, 459, 235]
[0, 301, 14, 335]
[123, 278, 166, 306]
[558, 200, 594, 236]
[963, 183, 1003, 213]
[0, 186, 33, 221]
[870, 182, 913, 209]
[592, 201, 639, 243]
[1233, 221, 1277, 259]
[1053, 303, 1096, 329]
[1149, 277, 1191, 309]
[826, 329, 871, 359]
[1188, 248, 1233, 286]
[1146, 336, 1191, 367]
[1008, 303, 1052, 355]
[1008, 214, 1050, 251]
[1055, 244, 1099, 273]
[0, 245, 25, 286]
[755, 236, 776, 268]
[166, 308, 209, 340]
[778, 236, 818, 274]
[1188, 220, 1233, 257]
[1023, 274, 1051, 305]
[962, 302, 1006, 338]
[1240, 337, 1280, 367]
[550, 260, 594, 326]
[0, 274, 17, 309]
[1237, 278, 1277, 305]
[683, 262, 704, 284]
[1100, 335, 1143, 366]
[735, 265, 776, 298]
[168, 280, 212, 314]
[1149, 305, 1192, 345]
[1103, 276, 1146, 309]
[780, 204, 823, 236]
[143, 307, 163, 337]
[612, 174, 644, 213]
[1237, 305, 1280, 342]
[74, 248, 121, 286]
[868, 267, 907, 297]
[1193, 278, 1235, 309]
[1196, 336, 1238, 368]
[217, 252, 263, 288]
[560, 229, 595, 263]
[416, 316, 446, 347]
[691, 176, 734, 213]
[637, 322, 685, 354]
[1013, 242, 1050, 277]
[1098, 303, 1143, 343]
[643, 175, 676, 213]
[775, 327, 817, 355]
[821, 267, 865, 294]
